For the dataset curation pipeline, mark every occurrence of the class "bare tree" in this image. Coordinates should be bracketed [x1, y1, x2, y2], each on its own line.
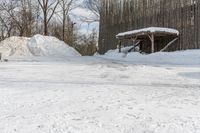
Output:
[0, 0, 35, 37]
[0, 17, 11, 40]
[19, 0, 34, 37]
[33, 2, 42, 35]
[75, 28, 98, 56]
[59, 0, 77, 42]
[37, 0, 60, 35]
[83, 0, 100, 22]
[0, 8, 14, 39]
[0, 1, 19, 35]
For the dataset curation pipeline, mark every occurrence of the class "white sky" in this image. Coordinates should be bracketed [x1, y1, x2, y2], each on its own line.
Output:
[70, 5, 99, 35]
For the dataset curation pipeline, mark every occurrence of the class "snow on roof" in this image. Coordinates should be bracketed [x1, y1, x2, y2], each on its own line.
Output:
[116, 27, 179, 39]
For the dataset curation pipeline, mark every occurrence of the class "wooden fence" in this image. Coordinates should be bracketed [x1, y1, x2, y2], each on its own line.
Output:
[98, 0, 200, 54]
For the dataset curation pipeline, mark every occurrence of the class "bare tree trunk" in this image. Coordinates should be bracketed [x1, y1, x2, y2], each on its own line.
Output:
[59, 0, 76, 42]
[62, 9, 66, 41]
[44, 10, 48, 35]
[38, 0, 60, 35]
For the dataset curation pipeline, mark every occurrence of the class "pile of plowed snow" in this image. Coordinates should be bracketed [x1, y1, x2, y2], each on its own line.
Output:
[0, 37, 32, 58]
[28, 35, 80, 57]
[0, 34, 80, 58]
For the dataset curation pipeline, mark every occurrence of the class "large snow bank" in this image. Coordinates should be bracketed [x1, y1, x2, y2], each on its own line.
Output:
[101, 49, 200, 66]
[28, 35, 80, 57]
[0, 37, 32, 58]
[0, 35, 80, 58]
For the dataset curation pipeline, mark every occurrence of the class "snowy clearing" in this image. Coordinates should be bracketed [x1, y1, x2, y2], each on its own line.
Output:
[0, 50, 200, 133]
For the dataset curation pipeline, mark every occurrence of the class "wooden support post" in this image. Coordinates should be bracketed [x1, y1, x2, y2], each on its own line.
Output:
[131, 36, 138, 51]
[148, 34, 155, 53]
[151, 34, 154, 53]
[119, 41, 122, 53]
[160, 38, 178, 52]
[131, 38, 135, 51]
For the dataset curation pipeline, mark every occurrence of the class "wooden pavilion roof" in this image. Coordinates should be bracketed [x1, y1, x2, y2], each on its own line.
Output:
[116, 27, 179, 40]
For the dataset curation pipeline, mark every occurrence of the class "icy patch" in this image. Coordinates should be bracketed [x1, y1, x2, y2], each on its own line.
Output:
[28, 35, 80, 57]
[179, 72, 200, 80]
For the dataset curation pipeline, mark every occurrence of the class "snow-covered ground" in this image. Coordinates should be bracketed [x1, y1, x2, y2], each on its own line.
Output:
[102, 49, 200, 66]
[0, 49, 200, 133]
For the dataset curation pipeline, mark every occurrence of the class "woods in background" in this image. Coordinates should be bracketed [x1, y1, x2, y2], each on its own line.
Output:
[0, 0, 75, 44]
[0, 0, 98, 55]
[98, 0, 200, 54]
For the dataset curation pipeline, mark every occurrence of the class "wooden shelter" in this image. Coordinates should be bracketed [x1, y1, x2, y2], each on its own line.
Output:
[98, 0, 200, 54]
[116, 27, 179, 53]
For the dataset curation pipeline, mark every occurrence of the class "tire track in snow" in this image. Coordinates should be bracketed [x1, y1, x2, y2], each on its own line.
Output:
[0, 79, 199, 89]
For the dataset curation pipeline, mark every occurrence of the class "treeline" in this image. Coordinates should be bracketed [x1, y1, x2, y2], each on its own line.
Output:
[0, 0, 98, 55]
[99, 0, 200, 54]
[0, 0, 77, 45]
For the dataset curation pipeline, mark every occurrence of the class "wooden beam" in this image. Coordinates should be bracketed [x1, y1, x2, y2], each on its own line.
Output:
[151, 34, 155, 53]
[160, 38, 178, 52]
[119, 41, 122, 53]
[131, 35, 138, 42]
[148, 34, 155, 53]
[148, 34, 152, 41]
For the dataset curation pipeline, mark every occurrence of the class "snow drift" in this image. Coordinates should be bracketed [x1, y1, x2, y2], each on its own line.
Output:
[0, 35, 80, 58]
[27, 35, 80, 57]
[101, 48, 200, 66]
[0, 37, 32, 58]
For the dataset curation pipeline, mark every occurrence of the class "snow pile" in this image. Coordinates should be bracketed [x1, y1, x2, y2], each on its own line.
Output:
[0, 35, 80, 59]
[28, 35, 80, 57]
[101, 49, 200, 65]
[0, 36, 32, 58]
